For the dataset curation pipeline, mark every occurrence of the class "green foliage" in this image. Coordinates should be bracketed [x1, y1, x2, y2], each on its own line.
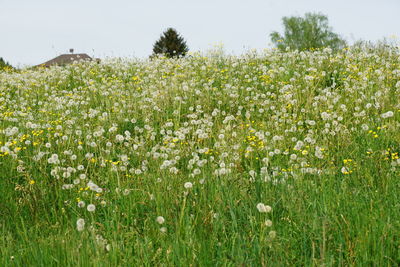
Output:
[152, 28, 189, 58]
[0, 57, 13, 71]
[271, 12, 346, 51]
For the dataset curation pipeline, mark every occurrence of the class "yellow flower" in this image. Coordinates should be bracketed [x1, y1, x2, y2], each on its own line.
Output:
[29, 180, 35, 185]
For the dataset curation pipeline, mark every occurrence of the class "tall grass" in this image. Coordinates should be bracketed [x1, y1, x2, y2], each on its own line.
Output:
[1, 46, 400, 266]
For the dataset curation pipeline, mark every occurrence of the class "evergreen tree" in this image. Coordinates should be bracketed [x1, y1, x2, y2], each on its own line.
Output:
[270, 13, 346, 51]
[152, 28, 189, 58]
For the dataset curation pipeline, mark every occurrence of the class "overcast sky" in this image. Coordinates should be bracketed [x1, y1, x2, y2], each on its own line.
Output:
[1, 0, 399, 67]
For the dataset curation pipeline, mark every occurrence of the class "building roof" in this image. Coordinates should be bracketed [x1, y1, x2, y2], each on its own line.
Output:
[37, 53, 92, 67]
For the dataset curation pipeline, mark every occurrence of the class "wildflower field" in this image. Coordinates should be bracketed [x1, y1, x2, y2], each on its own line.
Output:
[1, 46, 400, 266]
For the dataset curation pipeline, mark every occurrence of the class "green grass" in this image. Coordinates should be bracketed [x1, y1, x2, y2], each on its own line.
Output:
[1, 47, 400, 266]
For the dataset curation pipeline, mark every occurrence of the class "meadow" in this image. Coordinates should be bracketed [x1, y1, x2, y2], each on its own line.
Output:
[1, 46, 400, 266]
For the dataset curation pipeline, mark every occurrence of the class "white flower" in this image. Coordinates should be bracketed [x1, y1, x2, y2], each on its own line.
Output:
[320, 112, 330, 120]
[361, 124, 369, 131]
[160, 227, 167, 233]
[109, 126, 117, 132]
[184, 182, 193, 189]
[268, 230, 277, 239]
[87, 204, 96, 212]
[381, 111, 394, 119]
[76, 218, 85, 231]
[315, 147, 324, 159]
[78, 201, 85, 208]
[115, 134, 124, 142]
[156, 216, 165, 224]
[87, 181, 99, 191]
[256, 203, 272, 213]
[47, 154, 60, 164]
[120, 154, 128, 162]
[265, 219, 273, 227]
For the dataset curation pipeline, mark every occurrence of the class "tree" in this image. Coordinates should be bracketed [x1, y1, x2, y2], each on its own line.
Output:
[152, 28, 189, 58]
[0, 57, 13, 71]
[270, 13, 346, 51]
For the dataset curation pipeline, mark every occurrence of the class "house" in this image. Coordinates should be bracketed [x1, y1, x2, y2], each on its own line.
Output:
[36, 50, 97, 67]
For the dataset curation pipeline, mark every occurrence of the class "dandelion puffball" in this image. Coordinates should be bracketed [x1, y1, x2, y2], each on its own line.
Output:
[156, 216, 165, 224]
[265, 220, 273, 227]
[76, 218, 85, 231]
[256, 203, 272, 213]
[87, 204, 96, 212]
[184, 182, 193, 189]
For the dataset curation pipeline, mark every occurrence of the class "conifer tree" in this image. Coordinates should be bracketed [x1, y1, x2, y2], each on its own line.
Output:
[152, 28, 189, 58]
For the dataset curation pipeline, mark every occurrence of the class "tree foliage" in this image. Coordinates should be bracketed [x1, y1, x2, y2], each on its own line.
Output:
[270, 13, 346, 51]
[0, 57, 13, 71]
[152, 28, 189, 58]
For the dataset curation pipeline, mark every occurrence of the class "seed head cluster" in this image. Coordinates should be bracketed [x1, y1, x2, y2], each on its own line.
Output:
[1, 46, 399, 246]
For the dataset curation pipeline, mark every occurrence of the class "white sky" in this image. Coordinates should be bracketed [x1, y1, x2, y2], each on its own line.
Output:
[1, 0, 399, 67]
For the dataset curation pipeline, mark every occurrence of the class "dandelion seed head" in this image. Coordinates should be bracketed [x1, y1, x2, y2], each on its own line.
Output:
[156, 216, 165, 224]
[184, 182, 193, 189]
[265, 219, 273, 227]
[76, 218, 85, 231]
[256, 203, 272, 213]
[87, 204, 96, 212]
[268, 230, 277, 239]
